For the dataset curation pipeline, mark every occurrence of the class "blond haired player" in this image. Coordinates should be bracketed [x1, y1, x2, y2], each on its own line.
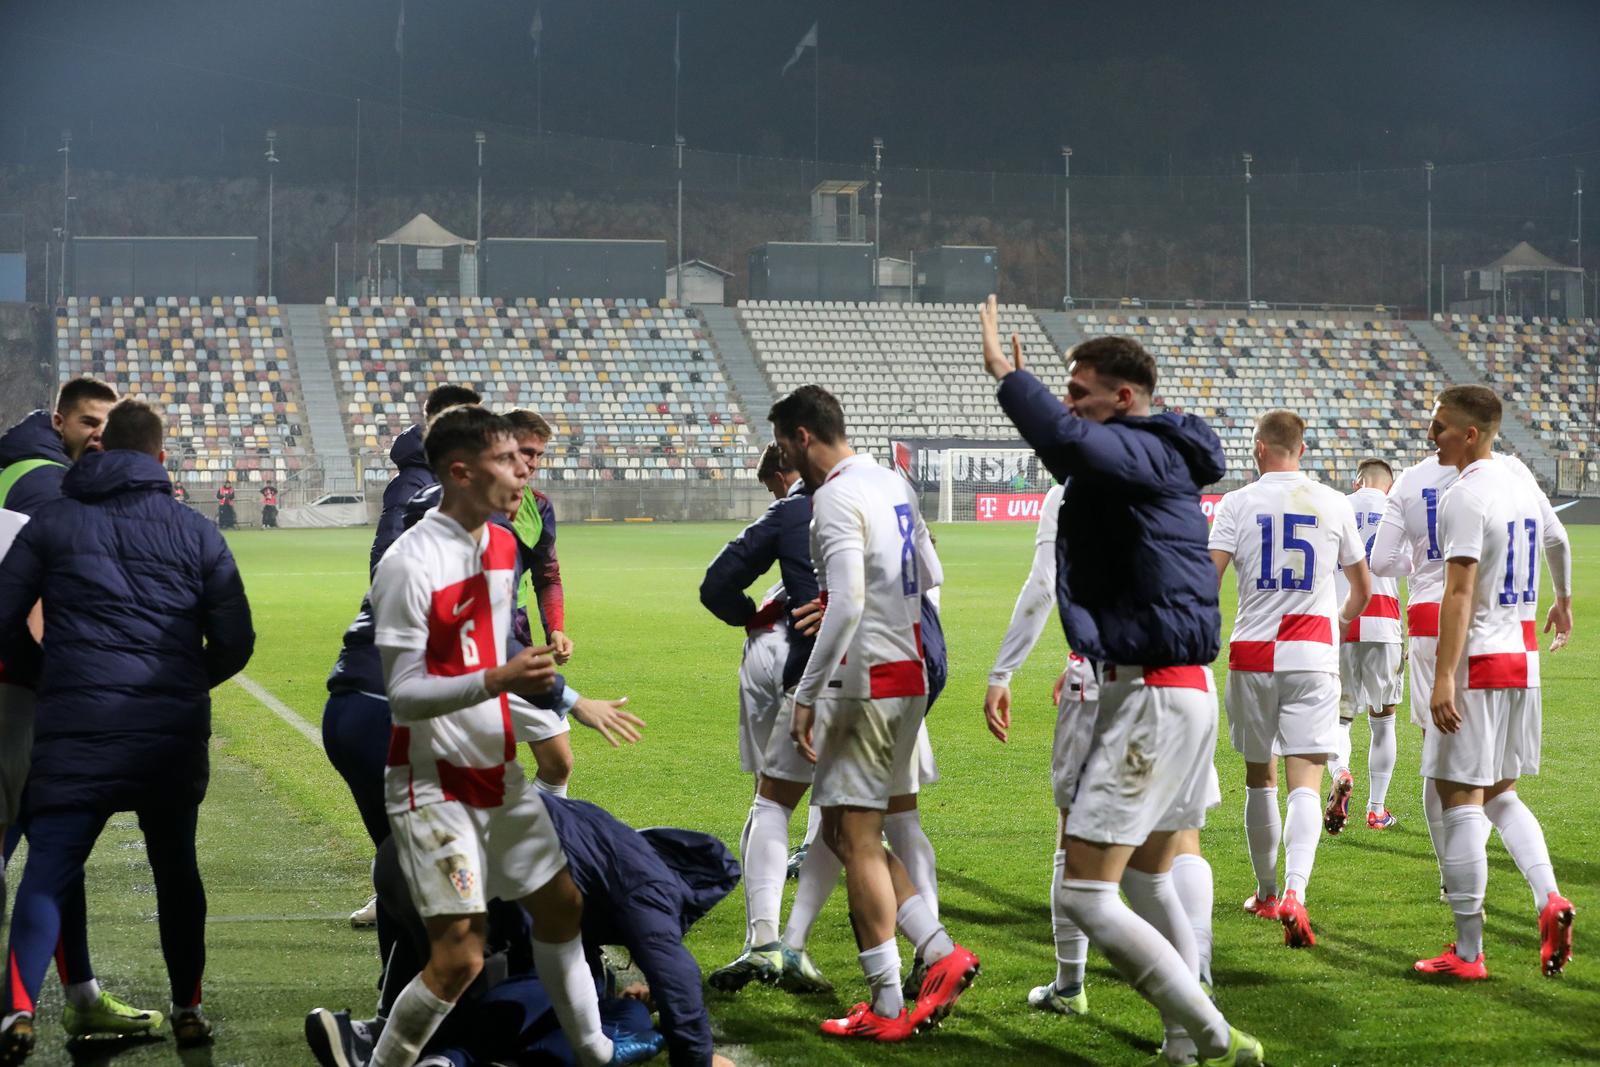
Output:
[1411, 386, 1574, 981]
[1208, 410, 1370, 949]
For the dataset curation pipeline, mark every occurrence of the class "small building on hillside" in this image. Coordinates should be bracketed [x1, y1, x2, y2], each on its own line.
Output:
[666, 259, 733, 305]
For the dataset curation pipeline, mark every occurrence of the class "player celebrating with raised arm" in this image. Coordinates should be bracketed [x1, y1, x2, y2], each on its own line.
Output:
[1208, 411, 1371, 949]
[982, 296, 1261, 1067]
[772, 386, 978, 1043]
[367, 406, 658, 1067]
[1329, 458, 1405, 830]
[1413, 386, 1575, 981]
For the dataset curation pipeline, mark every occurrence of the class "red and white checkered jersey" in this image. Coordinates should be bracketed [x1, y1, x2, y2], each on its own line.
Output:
[1336, 485, 1402, 643]
[1063, 651, 1099, 703]
[1438, 457, 1544, 690]
[371, 509, 522, 813]
[1210, 471, 1365, 674]
[795, 455, 929, 704]
[1375, 452, 1538, 639]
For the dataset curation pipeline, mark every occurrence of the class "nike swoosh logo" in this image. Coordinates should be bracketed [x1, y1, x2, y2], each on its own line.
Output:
[452, 598, 475, 618]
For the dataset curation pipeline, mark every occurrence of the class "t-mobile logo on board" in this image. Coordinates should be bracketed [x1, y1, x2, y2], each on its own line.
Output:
[978, 496, 998, 519]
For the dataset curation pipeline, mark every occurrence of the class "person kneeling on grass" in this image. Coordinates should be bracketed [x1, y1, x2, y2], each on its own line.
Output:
[307, 797, 741, 1067]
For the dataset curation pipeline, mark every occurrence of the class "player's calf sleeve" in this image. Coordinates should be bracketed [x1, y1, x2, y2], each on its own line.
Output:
[884, 809, 939, 920]
[1329, 718, 1354, 780]
[1439, 806, 1491, 962]
[744, 797, 792, 946]
[1243, 787, 1282, 898]
[895, 893, 953, 966]
[1423, 778, 1448, 890]
[859, 939, 903, 1019]
[1367, 715, 1396, 812]
[369, 974, 455, 1067]
[1282, 787, 1321, 898]
[782, 840, 843, 952]
[1059, 879, 1230, 1057]
[1169, 853, 1214, 987]
[1050, 850, 1088, 992]
[533, 935, 614, 1067]
[1483, 791, 1559, 909]
[802, 804, 822, 849]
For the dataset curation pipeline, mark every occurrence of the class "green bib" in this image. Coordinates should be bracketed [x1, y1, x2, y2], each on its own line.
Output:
[512, 488, 544, 611]
[0, 458, 65, 510]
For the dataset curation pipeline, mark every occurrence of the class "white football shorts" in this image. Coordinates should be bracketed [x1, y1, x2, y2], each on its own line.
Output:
[1066, 666, 1219, 846]
[389, 775, 567, 918]
[738, 625, 788, 774]
[810, 694, 929, 810]
[1408, 636, 1438, 732]
[1339, 641, 1404, 718]
[1421, 686, 1541, 788]
[1224, 669, 1340, 763]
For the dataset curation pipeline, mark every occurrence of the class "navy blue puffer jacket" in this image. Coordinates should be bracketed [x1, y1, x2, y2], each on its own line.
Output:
[369, 424, 435, 576]
[0, 410, 72, 515]
[0, 449, 255, 814]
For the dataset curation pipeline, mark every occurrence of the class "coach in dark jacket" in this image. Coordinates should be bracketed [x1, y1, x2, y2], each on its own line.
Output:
[0, 379, 118, 516]
[0, 399, 254, 1046]
[369, 385, 481, 575]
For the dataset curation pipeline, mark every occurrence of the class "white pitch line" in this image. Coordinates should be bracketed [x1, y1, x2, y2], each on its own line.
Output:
[232, 674, 323, 751]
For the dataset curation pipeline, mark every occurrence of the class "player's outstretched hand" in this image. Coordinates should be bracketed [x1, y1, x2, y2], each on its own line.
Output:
[980, 294, 1025, 381]
[1430, 676, 1461, 734]
[791, 598, 825, 637]
[1545, 597, 1573, 652]
[571, 696, 644, 747]
[791, 701, 818, 764]
[984, 684, 1012, 743]
[486, 644, 558, 697]
[550, 629, 575, 665]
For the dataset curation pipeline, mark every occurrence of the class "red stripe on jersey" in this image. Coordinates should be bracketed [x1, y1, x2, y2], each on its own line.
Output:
[1142, 665, 1210, 691]
[869, 659, 927, 699]
[1408, 602, 1441, 638]
[1522, 620, 1538, 652]
[437, 761, 508, 808]
[1363, 595, 1402, 620]
[481, 522, 518, 571]
[1468, 652, 1528, 690]
[500, 693, 515, 761]
[1277, 613, 1333, 644]
[914, 622, 924, 658]
[386, 725, 411, 767]
[1343, 616, 1360, 643]
[426, 573, 497, 676]
[1229, 641, 1275, 672]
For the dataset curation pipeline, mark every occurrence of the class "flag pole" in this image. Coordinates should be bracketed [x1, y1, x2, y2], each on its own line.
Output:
[813, 23, 819, 169]
[396, 0, 405, 148]
[673, 11, 681, 146]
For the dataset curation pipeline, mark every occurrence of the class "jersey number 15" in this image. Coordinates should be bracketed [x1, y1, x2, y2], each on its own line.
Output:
[1255, 513, 1317, 592]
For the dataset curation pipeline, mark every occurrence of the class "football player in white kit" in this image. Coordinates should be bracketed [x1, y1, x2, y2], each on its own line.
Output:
[1369, 429, 1572, 910]
[1328, 458, 1405, 831]
[1410, 386, 1575, 981]
[771, 386, 979, 1043]
[368, 406, 657, 1067]
[1208, 410, 1371, 949]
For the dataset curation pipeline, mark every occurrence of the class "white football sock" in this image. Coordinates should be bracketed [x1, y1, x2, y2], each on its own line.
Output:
[1122, 868, 1200, 1061]
[801, 804, 822, 848]
[1282, 786, 1321, 898]
[895, 894, 954, 966]
[743, 797, 792, 946]
[369, 974, 455, 1067]
[1059, 879, 1230, 1059]
[533, 776, 568, 799]
[1483, 791, 1559, 910]
[859, 939, 904, 1018]
[1050, 850, 1088, 993]
[64, 978, 102, 1010]
[884, 810, 939, 921]
[1243, 786, 1281, 898]
[1366, 715, 1396, 813]
[1328, 717, 1354, 780]
[1439, 805, 1491, 962]
[532, 935, 613, 1067]
[1169, 853, 1215, 988]
[1424, 776, 1448, 891]
[781, 840, 843, 951]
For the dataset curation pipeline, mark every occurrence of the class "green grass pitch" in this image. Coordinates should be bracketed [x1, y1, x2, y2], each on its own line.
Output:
[10, 521, 1600, 1066]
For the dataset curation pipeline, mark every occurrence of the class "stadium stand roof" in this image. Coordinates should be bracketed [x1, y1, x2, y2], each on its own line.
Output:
[1481, 241, 1580, 274]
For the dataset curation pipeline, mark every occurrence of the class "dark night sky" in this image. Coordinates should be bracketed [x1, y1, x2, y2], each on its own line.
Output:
[2, 0, 1598, 174]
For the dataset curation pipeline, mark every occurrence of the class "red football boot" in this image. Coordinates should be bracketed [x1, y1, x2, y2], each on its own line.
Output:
[1243, 893, 1281, 921]
[1324, 769, 1354, 835]
[1539, 892, 1576, 977]
[1414, 943, 1488, 980]
[819, 1002, 913, 1042]
[907, 944, 981, 1034]
[1278, 890, 1316, 948]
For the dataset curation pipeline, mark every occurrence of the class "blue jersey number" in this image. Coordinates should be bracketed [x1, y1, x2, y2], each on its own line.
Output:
[1356, 510, 1382, 560]
[1422, 488, 1442, 561]
[1255, 513, 1318, 592]
[1499, 517, 1538, 606]
[895, 503, 918, 596]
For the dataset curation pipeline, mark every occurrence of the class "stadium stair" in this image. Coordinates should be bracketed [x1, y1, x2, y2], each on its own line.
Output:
[699, 304, 775, 419]
[285, 304, 360, 493]
[1033, 309, 1086, 358]
[1406, 320, 1559, 486]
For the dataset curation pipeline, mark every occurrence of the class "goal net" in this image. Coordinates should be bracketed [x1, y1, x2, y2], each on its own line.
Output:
[937, 447, 1056, 523]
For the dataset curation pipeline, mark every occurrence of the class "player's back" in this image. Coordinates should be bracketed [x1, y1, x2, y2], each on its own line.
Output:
[1337, 485, 1401, 642]
[810, 455, 926, 697]
[1212, 471, 1360, 673]
[1440, 459, 1544, 689]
